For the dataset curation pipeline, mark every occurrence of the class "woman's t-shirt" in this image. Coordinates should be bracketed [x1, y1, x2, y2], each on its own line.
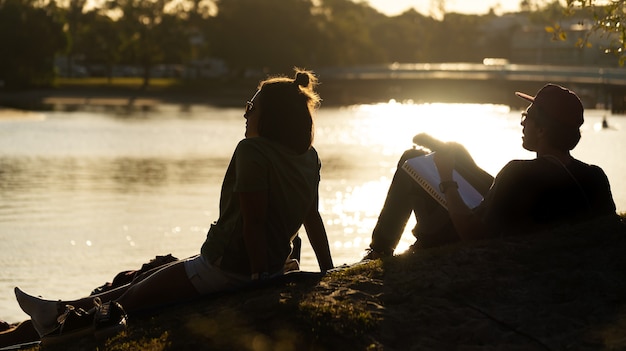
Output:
[201, 137, 321, 275]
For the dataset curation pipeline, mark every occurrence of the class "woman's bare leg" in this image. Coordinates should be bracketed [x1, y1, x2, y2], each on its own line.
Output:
[16, 260, 198, 336]
[15, 261, 198, 336]
[115, 259, 198, 312]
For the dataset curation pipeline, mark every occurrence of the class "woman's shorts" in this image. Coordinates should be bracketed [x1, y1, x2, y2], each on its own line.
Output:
[183, 255, 249, 295]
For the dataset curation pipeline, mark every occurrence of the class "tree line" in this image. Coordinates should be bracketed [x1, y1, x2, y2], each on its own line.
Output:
[0, 0, 623, 89]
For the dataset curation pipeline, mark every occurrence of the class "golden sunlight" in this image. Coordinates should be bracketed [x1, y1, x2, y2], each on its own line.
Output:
[302, 101, 535, 268]
[348, 100, 530, 174]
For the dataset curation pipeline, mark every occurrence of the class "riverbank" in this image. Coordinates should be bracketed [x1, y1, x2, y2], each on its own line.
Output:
[11, 215, 626, 351]
[0, 84, 246, 112]
[0, 76, 534, 111]
[0, 77, 361, 111]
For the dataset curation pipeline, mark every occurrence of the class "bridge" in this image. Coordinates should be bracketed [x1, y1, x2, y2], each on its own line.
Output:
[316, 63, 626, 112]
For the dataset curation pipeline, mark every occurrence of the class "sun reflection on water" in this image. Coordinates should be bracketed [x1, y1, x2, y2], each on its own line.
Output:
[304, 100, 532, 269]
[323, 101, 527, 172]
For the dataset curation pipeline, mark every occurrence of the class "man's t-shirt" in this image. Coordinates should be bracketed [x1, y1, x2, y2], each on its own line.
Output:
[201, 137, 321, 275]
[475, 157, 616, 237]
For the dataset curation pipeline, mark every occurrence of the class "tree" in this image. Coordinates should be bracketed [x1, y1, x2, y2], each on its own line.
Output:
[63, 0, 89, 77]
[369, 9, 437, 63]
[172, 0, 217, 66]
[78, 10, 123, 81]
[430, 13, 486, 62]
[313, 0, 386, 66]
[210, 0, 320, 75]
[0, 0, 67, 88]
[561, 0, 626, 64]
[106, 0, 190, 87]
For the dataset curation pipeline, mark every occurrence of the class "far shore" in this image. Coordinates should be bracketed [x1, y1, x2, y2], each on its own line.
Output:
[0, 86, 245, 111]
[0, 77, 541, 111]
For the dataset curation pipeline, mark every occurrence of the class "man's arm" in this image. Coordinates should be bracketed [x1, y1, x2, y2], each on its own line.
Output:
[303, 195, 334, 272]
[434, 151, 489, 240]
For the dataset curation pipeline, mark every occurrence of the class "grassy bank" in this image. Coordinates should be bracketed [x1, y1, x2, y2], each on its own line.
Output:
[21, 215, 626, 351]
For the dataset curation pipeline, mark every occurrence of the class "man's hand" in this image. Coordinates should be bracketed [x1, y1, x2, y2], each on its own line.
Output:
[434, 148, 455, 181]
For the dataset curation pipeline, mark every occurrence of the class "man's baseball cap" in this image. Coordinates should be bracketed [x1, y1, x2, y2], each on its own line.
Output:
[515, 84, 584, 128]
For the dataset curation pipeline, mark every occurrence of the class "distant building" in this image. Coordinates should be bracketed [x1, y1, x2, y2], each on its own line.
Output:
[479, 14, 619, 67]
[510, 20, 619, 67]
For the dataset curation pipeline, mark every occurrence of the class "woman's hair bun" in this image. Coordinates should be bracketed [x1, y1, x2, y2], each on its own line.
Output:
[294, 71, 310, 87]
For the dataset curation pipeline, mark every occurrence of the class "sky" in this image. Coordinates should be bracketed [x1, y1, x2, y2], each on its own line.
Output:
[363, 0, 522, 16]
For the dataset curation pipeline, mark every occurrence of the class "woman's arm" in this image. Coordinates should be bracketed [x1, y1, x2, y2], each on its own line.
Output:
[239, 190, 269, 276]
[303, 195, 334, 272]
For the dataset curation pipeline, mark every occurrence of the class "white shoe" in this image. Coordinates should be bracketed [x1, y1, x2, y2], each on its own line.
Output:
[14, 287, 60, 337]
